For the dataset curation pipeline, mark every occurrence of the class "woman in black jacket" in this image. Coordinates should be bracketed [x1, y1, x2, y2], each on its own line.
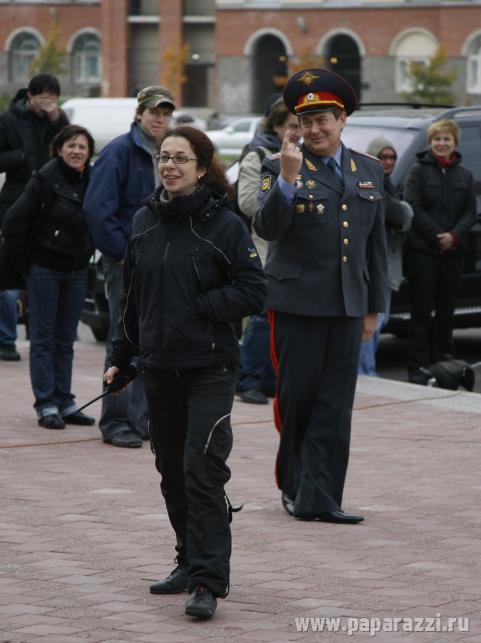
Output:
[404, 119, 476, 384]
[3, 125, 95, 428]
[105, 126, 266, 619]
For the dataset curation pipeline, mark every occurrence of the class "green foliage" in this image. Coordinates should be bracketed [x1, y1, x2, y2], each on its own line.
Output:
[402, 48, 457, 106]
[30, 20, 67, 76]
[0, 95, 11, 113]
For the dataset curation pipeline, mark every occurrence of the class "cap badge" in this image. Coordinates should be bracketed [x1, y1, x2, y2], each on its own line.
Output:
[298, 71, 320, 87]
[351, 159, 357, 173]
[305, 158, 317, 172]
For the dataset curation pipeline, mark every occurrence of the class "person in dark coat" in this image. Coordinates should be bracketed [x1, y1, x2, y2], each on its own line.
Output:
[358, 136, 413, 376]
[84, 85, 175, 448]
[236, 98, 301, 405]
[404, 119, 476, 384]
[104, 126, 266, 619]
[3, 125, 95, 429]
[255, 68, 387, 524]
[0, 74, 68, 361]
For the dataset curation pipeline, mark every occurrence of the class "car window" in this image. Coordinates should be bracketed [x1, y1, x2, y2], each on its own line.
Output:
[232, 120, 253, 133]
[342, 125, 417, 158]
[458, 126, 481, 183]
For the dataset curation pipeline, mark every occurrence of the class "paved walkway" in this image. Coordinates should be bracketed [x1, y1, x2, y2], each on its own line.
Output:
[1, 338, 481, 642]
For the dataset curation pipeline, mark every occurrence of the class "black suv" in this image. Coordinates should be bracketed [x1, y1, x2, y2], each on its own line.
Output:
[81, 105, 481, 341]
[342, 105, 481, 336]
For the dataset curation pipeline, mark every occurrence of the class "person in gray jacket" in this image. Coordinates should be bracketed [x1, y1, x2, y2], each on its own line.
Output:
[358, 136, 413, 376]
[236, 98, 301, 405]
[255, 68, 387, 524]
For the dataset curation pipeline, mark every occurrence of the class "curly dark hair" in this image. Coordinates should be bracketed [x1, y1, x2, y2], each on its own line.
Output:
[50, 124, 95, 163]
[161, 126, 234, 200]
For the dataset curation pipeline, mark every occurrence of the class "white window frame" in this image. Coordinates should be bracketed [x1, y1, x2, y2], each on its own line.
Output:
[396, 57, 429, 93]
[467, 44, 481, 94]
[71, 33, 101, 84]
[8, 31, 42, 82]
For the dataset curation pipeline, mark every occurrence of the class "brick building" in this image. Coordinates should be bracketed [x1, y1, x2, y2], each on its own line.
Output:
[0, 0, 480, 114]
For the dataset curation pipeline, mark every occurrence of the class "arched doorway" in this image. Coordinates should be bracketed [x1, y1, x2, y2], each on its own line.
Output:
[326, 34, 361, 101]
[252, 35, 288, 114]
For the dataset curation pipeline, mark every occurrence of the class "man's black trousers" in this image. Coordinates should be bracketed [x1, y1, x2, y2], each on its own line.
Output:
[270, 312, 363, 517]
[143, 365, 236, 598]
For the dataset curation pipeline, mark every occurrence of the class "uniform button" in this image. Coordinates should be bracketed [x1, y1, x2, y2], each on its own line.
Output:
[369, 195, 375, 201]
[308, 194, 314, 199]
[341, 204, 348, 211]
[343, 238, 349, 246]
[342, 221, 349, 228]
[342, 256, 348, 263]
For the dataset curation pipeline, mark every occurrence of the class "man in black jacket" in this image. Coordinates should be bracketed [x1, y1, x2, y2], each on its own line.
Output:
[0, 74, 68, 361]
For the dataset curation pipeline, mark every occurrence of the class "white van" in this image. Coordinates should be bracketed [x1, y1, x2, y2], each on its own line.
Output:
[61, 97, 206, 154]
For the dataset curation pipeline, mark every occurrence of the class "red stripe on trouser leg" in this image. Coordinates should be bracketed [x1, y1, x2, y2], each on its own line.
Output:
[268, 308, 282, 489]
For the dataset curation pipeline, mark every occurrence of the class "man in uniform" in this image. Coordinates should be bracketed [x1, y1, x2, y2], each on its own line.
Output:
[254, 68, 387, 523]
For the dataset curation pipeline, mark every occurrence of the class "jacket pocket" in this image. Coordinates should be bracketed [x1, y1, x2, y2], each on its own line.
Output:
[265, 260, 302, 281]
[357, 189, 383, 226]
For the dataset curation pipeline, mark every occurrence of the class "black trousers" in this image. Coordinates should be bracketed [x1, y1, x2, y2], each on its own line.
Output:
[405, 249, 464, 371]
[270, 311, 363, 516]
[143, 365, 236, 598]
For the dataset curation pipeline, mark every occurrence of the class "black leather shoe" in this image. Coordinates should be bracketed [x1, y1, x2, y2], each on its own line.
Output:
[0, 344, 20, 361]
[408, 368, 430, 385]
[185, 584, 217, 619]
[238, 389, 268, 405]
[38, 414, 65, 430]
[63, 410, 95, 426]
[281, 493, 295, 516]
[150, 565, 187, 594]
[318, 510, 364, 524]
[103, 430, 142, 448]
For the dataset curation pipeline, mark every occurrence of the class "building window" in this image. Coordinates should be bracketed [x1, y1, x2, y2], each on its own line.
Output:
[9, 32, 41, 82]
[393, 30, 437, 94]
[72, 33, 101, 84]
[466, 36, 481, 94]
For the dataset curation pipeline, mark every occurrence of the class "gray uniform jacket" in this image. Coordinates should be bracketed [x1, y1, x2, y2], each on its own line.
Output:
[254, 143, 388, 318]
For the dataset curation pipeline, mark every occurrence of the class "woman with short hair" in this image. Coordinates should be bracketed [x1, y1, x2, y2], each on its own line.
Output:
[404, 119, 476, 384]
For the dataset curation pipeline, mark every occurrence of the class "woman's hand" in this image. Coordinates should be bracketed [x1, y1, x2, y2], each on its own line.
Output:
[437, 232, 455, 251]
[362, 313, 378, 342]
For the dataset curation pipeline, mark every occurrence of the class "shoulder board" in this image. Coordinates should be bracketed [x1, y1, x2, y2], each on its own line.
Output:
[349, 148, 380, 163]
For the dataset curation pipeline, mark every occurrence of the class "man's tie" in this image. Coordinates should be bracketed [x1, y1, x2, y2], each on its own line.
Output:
[326, 157, 344, 190]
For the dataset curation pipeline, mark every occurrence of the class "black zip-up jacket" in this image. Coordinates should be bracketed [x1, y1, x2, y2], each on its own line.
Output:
[3, 157, 93, 274]
[404, 149, 476, 255]
[0, 91, 69, 224]
[111, 185, 267, 372]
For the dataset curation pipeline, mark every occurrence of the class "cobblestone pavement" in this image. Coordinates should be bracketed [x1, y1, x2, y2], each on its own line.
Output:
[1, 338, 481, 642]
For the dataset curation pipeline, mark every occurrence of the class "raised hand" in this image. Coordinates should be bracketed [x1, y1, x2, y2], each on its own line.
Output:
[280, 129, 303, 185]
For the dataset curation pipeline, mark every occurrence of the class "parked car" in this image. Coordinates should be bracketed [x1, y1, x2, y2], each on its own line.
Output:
[80, 105, 481, 341]
[61, 97, 206, 154]
[205, 116, 261, 157]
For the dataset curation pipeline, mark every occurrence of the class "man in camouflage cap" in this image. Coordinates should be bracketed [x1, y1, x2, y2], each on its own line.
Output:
[84, 84, 175, 448]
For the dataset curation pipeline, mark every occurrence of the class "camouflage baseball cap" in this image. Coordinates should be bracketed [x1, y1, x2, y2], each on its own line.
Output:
[137, 85, 175, 110]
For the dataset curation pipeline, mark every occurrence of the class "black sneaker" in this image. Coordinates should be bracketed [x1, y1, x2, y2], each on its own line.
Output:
[185, 584, 217, 619]
[237, 389, 268, 405]
[63, 410, 95, 426]
[0, 344, 20, 361]
[150, 565, 188, 594]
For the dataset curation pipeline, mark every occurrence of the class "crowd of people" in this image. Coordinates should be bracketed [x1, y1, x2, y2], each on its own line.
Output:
[0, 69, 477, 620]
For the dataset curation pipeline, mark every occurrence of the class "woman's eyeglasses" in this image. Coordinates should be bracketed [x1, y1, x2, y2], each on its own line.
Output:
[154, 153, 197, 165]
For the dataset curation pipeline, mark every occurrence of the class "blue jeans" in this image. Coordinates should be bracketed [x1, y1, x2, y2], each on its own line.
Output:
[237, 311, 276, 393]
[358, 289, 392, 377]
[100, 256, 149, 440]
[0, 289, 19, 346]
[26, 264, 88, 418]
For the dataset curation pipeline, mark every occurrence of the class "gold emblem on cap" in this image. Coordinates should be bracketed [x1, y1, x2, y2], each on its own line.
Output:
[298, 71, 320, 87]
[351, 159, 357, 172]
[305, 158, 317, 172]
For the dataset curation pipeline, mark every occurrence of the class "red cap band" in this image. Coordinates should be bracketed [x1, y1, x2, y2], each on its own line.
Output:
[295, 91, 345, 114]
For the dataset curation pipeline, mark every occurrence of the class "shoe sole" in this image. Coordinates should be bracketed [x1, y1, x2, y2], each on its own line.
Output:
[185, 606, 216, 618]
